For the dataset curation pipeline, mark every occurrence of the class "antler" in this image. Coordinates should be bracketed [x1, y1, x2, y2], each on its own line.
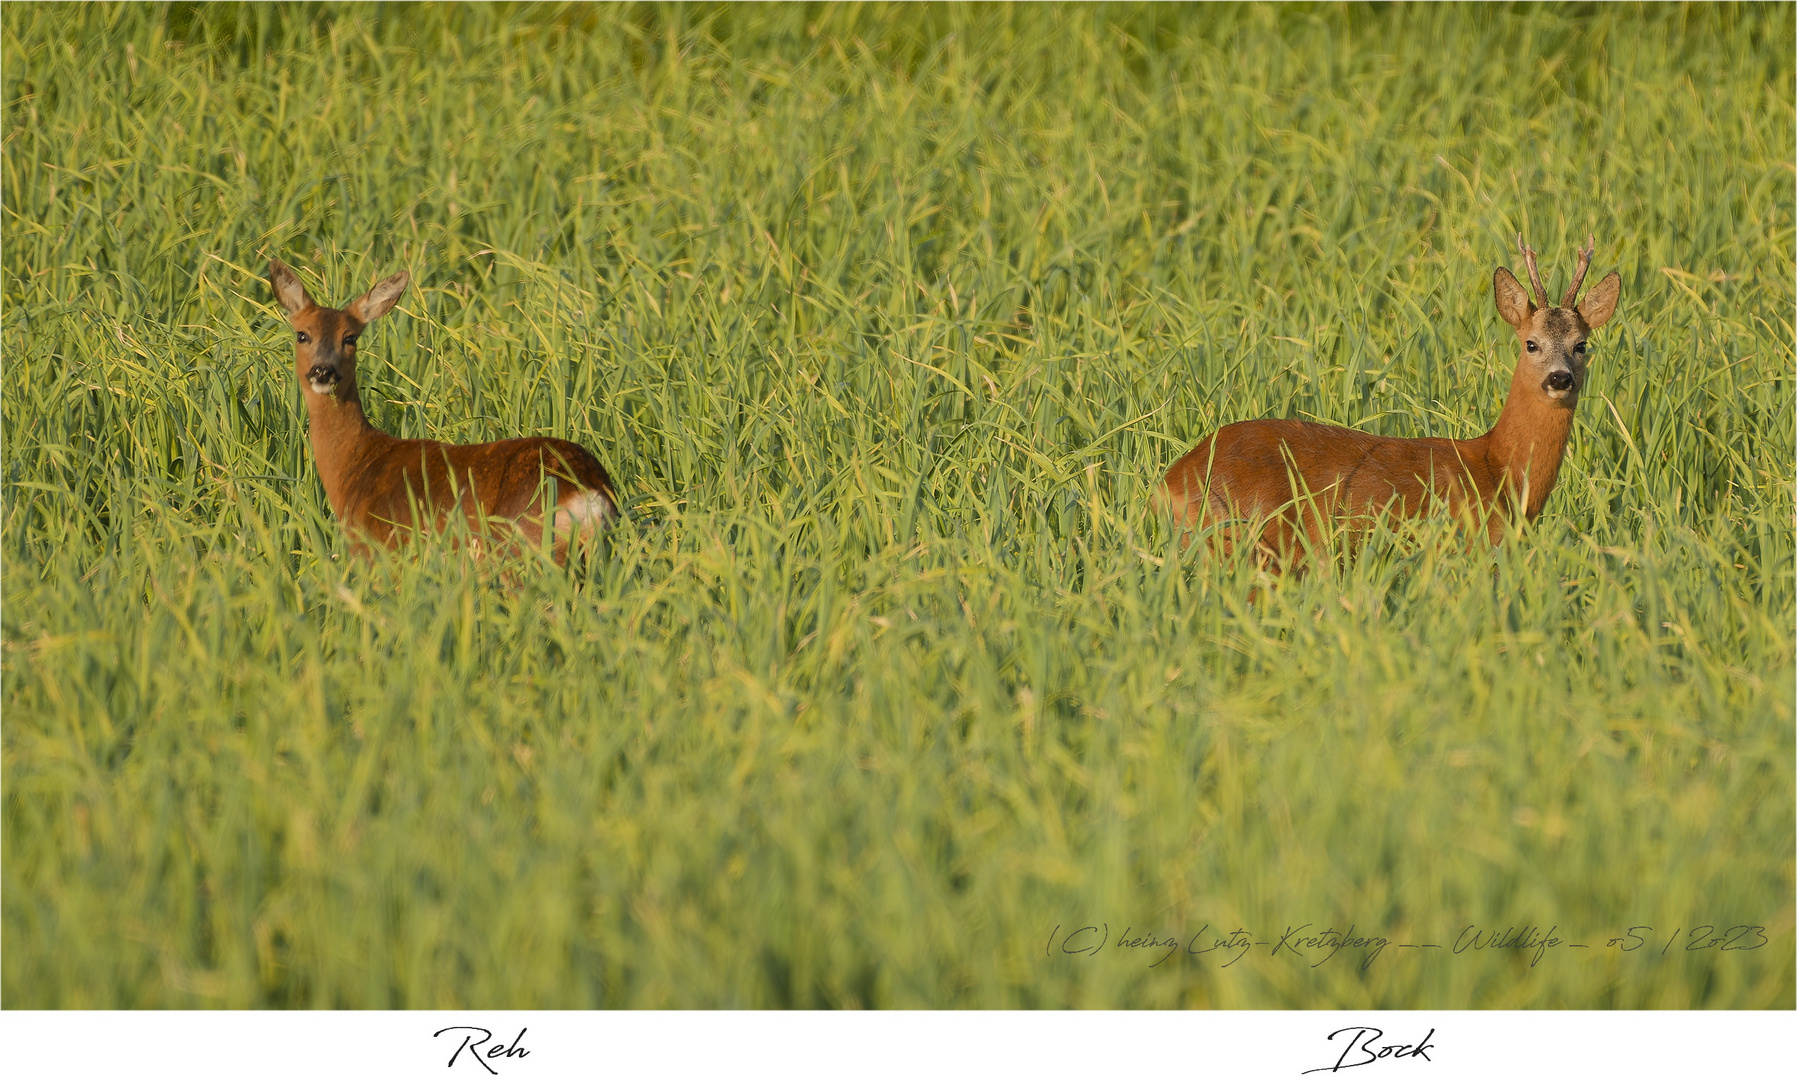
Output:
[1562, 234, 1595, 308]
[1516, 233, 1546, 309]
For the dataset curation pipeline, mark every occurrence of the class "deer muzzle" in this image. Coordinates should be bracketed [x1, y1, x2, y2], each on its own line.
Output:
[307, 364, 342, 394]
[1543, 370, 1574, 393]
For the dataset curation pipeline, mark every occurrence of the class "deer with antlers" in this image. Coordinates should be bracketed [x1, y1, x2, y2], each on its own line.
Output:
[1157, 236, 1621, 569]
[268, 259, 619, 562]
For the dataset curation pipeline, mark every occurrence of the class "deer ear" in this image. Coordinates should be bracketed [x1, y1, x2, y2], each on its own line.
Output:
[348, 270, 410, 323]
[1493, 267, 1533, 329]
[268, 259, 313, 317]
[1577, 270, 1620, 329]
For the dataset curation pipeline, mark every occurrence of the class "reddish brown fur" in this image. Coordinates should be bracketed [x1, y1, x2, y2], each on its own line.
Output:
[1158, 237, 1621, 569]
[269, 259, 618, 562]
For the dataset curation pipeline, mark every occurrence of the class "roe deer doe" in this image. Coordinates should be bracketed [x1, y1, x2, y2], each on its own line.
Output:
[1157, 236, 1621, 569]
[269, 259, 619, 562]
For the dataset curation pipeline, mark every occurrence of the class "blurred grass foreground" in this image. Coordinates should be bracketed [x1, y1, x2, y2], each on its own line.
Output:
[2, 2, 1792, 1007]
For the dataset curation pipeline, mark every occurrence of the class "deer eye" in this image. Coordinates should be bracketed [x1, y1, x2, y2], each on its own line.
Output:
[343, 335, 358, 348]
[296, 331, 310, 344]
[1525, 340, 1538, 352]
[1574, 341, 1586, 354]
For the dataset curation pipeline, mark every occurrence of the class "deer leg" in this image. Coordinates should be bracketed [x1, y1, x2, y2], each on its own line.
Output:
[1254, 514, 1306, 575]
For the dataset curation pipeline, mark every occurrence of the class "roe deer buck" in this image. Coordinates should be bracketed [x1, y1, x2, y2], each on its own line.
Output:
[269, 259, 619, 561]
[1157, 236, 1621, 569]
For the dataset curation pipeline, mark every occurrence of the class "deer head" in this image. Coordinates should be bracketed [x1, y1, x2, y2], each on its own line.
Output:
[1492, 235, 1621, 407]
[268, 260, 410, 401]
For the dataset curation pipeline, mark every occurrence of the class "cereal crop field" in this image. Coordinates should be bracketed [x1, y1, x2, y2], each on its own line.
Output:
[3, 2, 1792, 1007]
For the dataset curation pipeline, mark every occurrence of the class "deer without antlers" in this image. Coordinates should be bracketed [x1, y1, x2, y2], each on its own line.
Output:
[1157, 236, 1621, 569]
[268, 259, 619, 562]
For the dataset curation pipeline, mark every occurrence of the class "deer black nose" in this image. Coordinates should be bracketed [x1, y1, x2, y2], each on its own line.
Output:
[1544, 370, 1574, 392]
[307, 364, 340, 386]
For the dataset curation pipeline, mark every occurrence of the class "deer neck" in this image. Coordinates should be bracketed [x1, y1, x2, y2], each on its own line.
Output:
[1481, 364, 1576, 520]
[301, 380, 383, 517]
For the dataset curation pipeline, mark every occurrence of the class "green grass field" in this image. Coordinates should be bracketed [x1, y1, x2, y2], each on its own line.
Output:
[3, 2, 1792, 1008]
